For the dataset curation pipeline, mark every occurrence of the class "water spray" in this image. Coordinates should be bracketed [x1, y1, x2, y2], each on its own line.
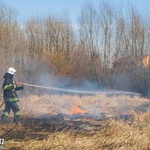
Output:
[16, 82, 102, 94]
[15, 82, 142, 96]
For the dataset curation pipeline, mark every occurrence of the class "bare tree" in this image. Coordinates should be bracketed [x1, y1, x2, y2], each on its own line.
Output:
[79, 1, 102, 83]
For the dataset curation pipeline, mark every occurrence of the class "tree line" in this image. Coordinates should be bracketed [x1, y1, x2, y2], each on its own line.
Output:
[0, 1, 150, 96]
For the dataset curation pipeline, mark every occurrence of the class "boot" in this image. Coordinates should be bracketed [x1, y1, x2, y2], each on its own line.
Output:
[13, 115, 20, 124]
[0, 114, 8, 123]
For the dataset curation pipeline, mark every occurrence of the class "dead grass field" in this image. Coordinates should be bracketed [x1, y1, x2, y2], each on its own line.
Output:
[0, 94, 150, 150]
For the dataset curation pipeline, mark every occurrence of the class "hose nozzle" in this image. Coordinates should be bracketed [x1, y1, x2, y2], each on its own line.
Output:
[15, 82, 26, 86]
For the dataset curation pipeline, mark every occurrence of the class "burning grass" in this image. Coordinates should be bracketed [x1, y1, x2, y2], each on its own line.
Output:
[0, 94, 150, 149]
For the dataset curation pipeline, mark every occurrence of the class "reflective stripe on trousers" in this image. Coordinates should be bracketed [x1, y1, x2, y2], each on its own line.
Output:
[3, 112, 9, 116]
[14, 111, 20, 116]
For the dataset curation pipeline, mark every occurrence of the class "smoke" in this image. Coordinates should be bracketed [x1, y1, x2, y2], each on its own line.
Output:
[110, 72, 134, 92]
[32, 69, 106, 95]
[19, 93, 149, 121]
[18, 66, 145, 120]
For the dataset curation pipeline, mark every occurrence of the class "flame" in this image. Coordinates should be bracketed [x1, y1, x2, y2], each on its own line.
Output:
[71, 105, 86, 115]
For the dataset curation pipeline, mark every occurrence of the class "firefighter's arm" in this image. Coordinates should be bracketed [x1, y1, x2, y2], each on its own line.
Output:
[3, 83, 17, 91]
[3, 81, 24, 91]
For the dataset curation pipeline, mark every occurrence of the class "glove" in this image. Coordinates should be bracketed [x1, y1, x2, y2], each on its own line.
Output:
[20, 86, 24, 90]
[16, 86, 24, 91]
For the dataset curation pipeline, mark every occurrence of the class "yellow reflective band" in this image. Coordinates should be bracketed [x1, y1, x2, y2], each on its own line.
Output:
[4, 98, 19, 102]
[14, 84, 17, 88]
[3, 84, 14, 90]
[14, 112, 20, 116]
[3, 112, 9, 116]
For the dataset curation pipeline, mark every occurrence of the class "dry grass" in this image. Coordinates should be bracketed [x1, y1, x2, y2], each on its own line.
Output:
[0, 94, 150, 150]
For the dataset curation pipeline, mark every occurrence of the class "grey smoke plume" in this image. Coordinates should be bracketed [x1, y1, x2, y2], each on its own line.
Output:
[18, 68, 143, 120]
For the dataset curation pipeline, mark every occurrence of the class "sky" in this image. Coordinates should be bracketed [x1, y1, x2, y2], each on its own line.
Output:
[1, 0, 150, 25]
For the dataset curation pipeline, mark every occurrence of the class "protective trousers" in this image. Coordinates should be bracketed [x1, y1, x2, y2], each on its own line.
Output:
[1, 102, 20, 124]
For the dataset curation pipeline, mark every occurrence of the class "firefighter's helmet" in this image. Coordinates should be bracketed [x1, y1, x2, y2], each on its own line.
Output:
[6, 67, 16, 75]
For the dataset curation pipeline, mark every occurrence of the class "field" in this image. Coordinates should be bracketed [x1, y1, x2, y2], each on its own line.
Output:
[0, 93, 150, 150]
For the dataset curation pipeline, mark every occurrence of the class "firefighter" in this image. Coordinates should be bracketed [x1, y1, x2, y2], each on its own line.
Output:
[0, 67, 24, 124]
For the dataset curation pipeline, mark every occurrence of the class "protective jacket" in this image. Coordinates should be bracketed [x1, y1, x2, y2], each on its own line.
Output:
[2, 73, 22, 102]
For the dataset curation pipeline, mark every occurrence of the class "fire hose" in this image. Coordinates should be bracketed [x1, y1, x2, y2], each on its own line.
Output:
[0, 102, 4, 108]
[15, 82, 102, 94]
